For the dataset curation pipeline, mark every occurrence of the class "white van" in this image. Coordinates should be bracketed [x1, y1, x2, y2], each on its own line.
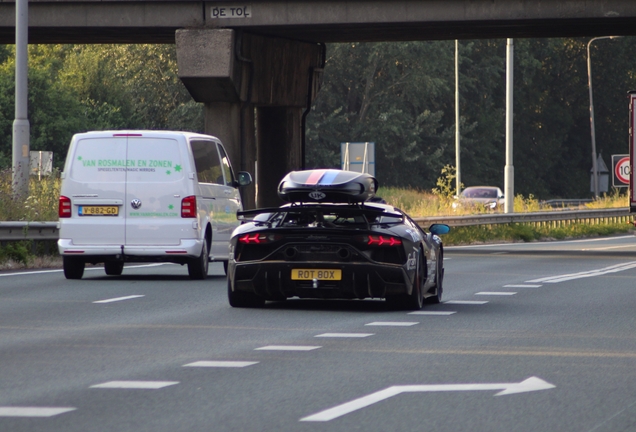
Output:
[57, 131, 251, 280]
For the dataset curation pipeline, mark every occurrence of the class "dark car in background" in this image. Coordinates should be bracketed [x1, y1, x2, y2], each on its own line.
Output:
[227, 169, 450, 310]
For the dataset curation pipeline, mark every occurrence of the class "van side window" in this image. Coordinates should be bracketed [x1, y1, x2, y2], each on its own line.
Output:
[191, 140, 223, 184]
[217, 144, 235, 187]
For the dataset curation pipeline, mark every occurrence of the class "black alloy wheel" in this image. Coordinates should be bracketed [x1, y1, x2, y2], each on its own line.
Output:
[227, 278, 265, 308]
[104, 261, 124, 276]
[426, 256, 444, 304]
[63, 256, 85, 280]
[386, 252, 424, 310]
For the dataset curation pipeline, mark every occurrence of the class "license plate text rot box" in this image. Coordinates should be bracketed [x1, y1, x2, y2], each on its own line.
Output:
[292, 269, 342, 281]
[79, 206, 119, 216]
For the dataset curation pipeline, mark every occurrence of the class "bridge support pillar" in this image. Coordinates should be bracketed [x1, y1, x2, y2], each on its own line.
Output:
[176, 28, 323, 209]
[256, 107, 302, 208]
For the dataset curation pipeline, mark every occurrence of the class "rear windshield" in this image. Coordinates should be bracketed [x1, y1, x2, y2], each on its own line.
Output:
[69, 137, 184, 183]
[267, 207, 402, 228]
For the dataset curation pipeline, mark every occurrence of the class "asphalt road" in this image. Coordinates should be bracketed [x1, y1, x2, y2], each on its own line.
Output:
[2, 235, 636, 431]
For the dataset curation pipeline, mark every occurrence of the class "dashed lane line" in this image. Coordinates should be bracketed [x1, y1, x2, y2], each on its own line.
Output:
[408, 311, 456, 316]
[183, 361, 259, 368]
[255, 345, 321, 351]
[365, 322, 419, 327]
[475, 292, 517, 296]
[0, 407, 76, 417]
[504, 284, 542, 288]
[90, 381, 179, 389]
[315, 333, 374, 338]
[93, 295, 145, 304]
[444, 300, 488, 305]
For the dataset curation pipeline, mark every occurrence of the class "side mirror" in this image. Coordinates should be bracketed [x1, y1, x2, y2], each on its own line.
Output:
[429, 223, 451, 235]
[236, 171, 252, 187]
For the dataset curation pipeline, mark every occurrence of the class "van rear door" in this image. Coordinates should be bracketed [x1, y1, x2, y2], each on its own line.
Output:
[124, 137, 190, 246]
[66, 137, 127, 245]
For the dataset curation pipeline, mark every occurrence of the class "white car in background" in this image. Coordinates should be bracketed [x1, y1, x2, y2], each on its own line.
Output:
[452, 186, 505, 211]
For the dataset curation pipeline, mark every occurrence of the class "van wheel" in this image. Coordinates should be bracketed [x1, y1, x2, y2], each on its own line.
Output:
[104, 261, 124, 276]
[63, 257, 85, 280]
[188, 241, 209, 280]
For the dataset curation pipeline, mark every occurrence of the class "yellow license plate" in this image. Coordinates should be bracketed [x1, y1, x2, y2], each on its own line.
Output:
[291, 269, 342, 281]
[79, 206, 119, 216]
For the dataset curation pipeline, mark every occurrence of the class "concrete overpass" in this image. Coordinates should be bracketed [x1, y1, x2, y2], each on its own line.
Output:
[2, 0, 636, 206]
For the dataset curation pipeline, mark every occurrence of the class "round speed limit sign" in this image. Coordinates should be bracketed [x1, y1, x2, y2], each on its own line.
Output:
[615, 156, 630, 185]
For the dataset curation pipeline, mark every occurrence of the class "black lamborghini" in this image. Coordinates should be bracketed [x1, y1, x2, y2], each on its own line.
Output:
[227, 169, 450, 310]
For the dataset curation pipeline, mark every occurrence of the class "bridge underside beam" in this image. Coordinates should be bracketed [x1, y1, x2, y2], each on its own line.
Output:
[3, 18, 636, 44]
[4, 0, 636, 44]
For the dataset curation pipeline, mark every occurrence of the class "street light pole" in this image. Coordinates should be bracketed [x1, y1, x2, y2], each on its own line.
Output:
[12, 0, 30, 198]
[455, 40, 461, 197]
[587, 35, 621, 199]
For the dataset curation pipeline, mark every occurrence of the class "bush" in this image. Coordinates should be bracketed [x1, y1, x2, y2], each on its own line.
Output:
[0, 241, 31, 265]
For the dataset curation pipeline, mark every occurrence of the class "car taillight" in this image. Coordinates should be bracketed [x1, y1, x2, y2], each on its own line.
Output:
[238, 233, 282, 244]
[359, 235, 402, 246]
[59, 196, 72, 218]
[181, 196, 196, 218]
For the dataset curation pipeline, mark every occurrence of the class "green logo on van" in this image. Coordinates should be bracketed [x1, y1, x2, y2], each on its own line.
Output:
[76, 157, 180, 173]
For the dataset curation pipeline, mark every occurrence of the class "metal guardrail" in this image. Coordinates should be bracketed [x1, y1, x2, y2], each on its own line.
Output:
[415, 208, 632, 228]
[0, 222, 59, 242]
[0, 208, 632, 243]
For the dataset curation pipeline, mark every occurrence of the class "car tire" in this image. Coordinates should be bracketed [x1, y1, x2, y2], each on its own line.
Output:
[104, 261, 124, 276]
[227, 278, 265, 308]
[222, 261, 228, 275]
[188, 241, 209, 280]
[427, 255, 444, 304]
[63, 256, 85, 280]
[386, 253, 424, 311]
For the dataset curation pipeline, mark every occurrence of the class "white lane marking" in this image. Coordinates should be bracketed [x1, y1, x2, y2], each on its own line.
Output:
[315, 333, 374, 338]
[504, 284, 542, 288]
[365, 322, 419, 327]
[581, 245, 636, 251]
[255, 345, 321, 351]
[527, 261, 636, 283]
[408, 311, 456, 316]
[475, 292, 516, 296]
[300, 377, 555, 422]
[90, 381, 179, 389]
[446, 235, 634, 249]
[0, 263, 166, 278]
[445, 300, 489, 305]
[0, 407, 76, 417]
[183, 361, 258, 368]
[93, 295, 145, 304]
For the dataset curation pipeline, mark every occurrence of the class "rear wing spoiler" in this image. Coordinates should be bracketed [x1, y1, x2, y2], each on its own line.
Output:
[237, 204, 403, 221]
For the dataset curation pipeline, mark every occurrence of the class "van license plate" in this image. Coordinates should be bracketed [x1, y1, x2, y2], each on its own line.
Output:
[79, 206, 119, 216]
[291, 269, 341, 281]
